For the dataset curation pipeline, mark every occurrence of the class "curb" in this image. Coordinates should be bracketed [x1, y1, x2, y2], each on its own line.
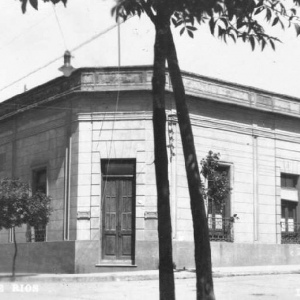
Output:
[0, 267, 299, 283]
[212, 269, 300, 278]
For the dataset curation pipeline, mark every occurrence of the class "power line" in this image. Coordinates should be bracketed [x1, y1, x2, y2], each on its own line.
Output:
[0, 83, 82, 121]
[70, 16, 133, 53]
[0, 15, 134, 96]
[52, 4, 68, 50]
[100, 17, 123, 208]
[0, 13, 54, 52]
[0, 54, 63, 94]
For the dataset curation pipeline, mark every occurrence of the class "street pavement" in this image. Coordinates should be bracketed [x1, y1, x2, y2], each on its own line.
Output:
[0, 265, 299, 299]
[0, 274, 299, 300]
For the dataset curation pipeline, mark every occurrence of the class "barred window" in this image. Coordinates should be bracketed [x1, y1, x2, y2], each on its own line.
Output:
[27, 168, 47, 242]
[207, 165, 232, 242]
[280, 173, 300, 244]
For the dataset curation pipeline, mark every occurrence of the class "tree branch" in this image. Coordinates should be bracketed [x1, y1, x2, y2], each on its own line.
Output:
[140, 0, 156, 23]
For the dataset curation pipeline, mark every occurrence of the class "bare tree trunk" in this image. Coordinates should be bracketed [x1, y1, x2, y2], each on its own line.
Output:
[152, 13, 175, 300]
[165, 27, 215, 300]
[12, 226, 17, 280]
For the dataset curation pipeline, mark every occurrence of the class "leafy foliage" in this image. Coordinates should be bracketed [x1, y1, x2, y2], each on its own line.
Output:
[110, 0, 300, 50]
[200, 150, 220, 179]
[25, 191, 52, 227]
[19, 0, 67, 13]
[0, 178, 30, 229]
[0, 178, 52, 230]
[200, 151, 230, 211]
[19, 0, 300, 49]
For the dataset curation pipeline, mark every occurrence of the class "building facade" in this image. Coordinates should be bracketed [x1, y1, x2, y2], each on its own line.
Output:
[0, 66, 300, 273]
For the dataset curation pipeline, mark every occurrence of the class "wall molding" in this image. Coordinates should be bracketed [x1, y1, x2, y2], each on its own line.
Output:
[1, 66, 300, 122]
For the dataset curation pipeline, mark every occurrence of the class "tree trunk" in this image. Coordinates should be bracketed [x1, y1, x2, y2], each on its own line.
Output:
[12, 226, 17, 280]
[165, 27, 215, 300]
[152, 14, 175, 300]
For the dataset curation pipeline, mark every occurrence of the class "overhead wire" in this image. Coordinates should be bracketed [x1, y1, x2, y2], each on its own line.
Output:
[3, 8, 298, 249]
[0, 54, 64, 95]
[0, 13, 54, 52]
[100, 17, 122, 217]
[52, 4, 68, 50]
[70, 16, 132, 53]
[0, 15, 134, 96]
[0, 83, 83, 121]
[0, 9, 298, 147]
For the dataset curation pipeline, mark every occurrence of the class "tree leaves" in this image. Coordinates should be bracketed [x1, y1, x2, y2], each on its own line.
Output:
[171, 12, 197, 38]
[20, 0, 67, 13]
[261, 38, 267, 51]
[172, 17, 183, 28]
[270, 38, 275, 50]
[200, 151, 231, 209]
[200, 150, 220, 180]
[25, 191, 52, 226]
[21, 0, 28, 13]
[19, 0, 300, 53]
[295, 23, 300, 36]
[272, 16, 279, 26]
[159, 0, 298, 50]
[187, 29, 194, 38]
[170, 0, 300, 50]
[254, 6, 265, 16]
[0, 178, 52, 230]
[209, 18, 215, 35]
[265, 7, 272, 22]
[29, 0, 38, 10]
[249, 35, 255, 51]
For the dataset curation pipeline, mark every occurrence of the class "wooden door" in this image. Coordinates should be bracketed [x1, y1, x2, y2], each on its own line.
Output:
[102, 178, 134, 261]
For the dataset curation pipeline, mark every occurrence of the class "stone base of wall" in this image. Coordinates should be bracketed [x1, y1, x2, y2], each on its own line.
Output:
[0, 240, 300, 274]
[0, 241, 75, 274]
[174, 241, 300, 269]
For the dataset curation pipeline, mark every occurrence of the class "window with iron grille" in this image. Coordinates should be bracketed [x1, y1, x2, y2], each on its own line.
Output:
[280, 173, 300, 244]
[27, 168, 47, 242]
[207, 165, 232, 242]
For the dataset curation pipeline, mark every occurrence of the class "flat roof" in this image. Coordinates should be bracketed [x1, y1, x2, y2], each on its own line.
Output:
[0, 65, 299, 120]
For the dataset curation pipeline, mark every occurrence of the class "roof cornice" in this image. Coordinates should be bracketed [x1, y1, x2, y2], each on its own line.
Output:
[0, 65, 299, 121]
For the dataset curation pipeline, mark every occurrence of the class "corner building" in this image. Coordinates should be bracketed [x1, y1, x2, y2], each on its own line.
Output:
[0, 66, 299, 273]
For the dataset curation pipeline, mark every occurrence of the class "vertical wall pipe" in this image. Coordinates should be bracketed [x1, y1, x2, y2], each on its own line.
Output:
[253, 135, 259, 241]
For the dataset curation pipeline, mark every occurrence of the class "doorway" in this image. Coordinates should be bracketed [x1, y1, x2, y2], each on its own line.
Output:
[101, 159, 135, 263]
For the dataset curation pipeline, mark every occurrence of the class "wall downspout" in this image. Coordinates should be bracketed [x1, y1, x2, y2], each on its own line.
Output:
[64, 103, 72, 240]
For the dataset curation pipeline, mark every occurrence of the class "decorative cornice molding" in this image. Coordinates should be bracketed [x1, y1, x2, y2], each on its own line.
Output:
[76, 111, 153, 122]
[1, 66, 300, 122]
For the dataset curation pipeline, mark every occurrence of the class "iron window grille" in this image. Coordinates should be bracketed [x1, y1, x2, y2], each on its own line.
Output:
[26, 225, 46, 242]
[281, 221, 300, 244]
[208, 216, 234, 242]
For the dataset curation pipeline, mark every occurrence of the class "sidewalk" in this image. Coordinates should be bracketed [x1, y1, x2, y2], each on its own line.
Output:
[0, 264, 299, 283]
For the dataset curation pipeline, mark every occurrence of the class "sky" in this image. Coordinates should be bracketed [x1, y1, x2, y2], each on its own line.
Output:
[0, 0, 300, 102]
